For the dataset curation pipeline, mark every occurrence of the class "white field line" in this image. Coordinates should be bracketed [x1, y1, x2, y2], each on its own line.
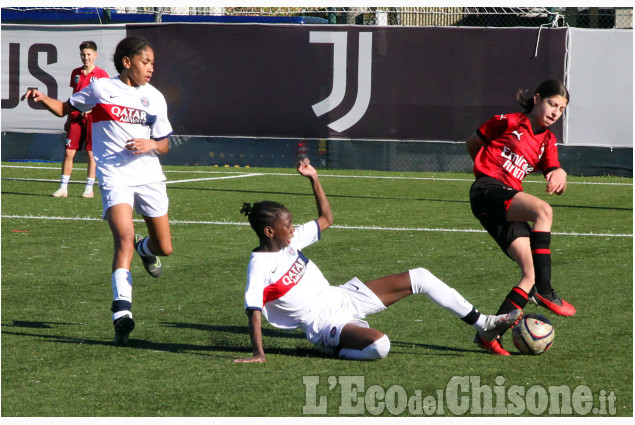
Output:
[0, 174, 264, 185]
[2, 214, 631, 238]
[1, 164, 631, 186]
[165, 173, 265, 184]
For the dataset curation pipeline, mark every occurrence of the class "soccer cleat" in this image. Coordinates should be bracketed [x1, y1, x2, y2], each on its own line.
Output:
[474, 333, 511, 356]
[134, 234, 162, 278]
[113, 314, 135, 345]
[529, 287, 576, 317]
[81, 188, 94, 198]
[478, 309, 523, 342]
[52, 187, 68, 197]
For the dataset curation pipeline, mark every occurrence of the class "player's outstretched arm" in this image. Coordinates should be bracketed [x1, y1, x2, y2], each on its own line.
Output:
[21, 88, 72, 118]
[234, 309, 266, 363]
[297, 157, 333, 232]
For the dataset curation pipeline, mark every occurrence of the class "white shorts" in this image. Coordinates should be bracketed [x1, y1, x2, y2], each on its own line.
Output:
[303, 277, 386, 350]
[100, 182, 169, 219]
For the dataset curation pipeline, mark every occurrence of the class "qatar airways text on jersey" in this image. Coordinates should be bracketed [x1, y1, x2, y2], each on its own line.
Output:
[93, 104, 156, 126]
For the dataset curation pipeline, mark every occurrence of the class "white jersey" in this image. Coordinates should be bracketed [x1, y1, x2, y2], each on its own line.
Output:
[69, 76, 173, 187]
[244, 220, 331, 330]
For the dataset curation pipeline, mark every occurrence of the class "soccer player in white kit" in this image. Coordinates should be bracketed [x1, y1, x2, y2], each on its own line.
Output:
[23, 37, 174, 345]
[235, 158, 522, 362]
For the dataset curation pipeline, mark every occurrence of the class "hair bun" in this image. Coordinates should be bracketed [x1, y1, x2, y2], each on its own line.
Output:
[240, 202, 253, 216]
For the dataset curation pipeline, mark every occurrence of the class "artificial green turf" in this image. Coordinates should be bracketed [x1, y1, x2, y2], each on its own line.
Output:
[1, 163, 632, 416]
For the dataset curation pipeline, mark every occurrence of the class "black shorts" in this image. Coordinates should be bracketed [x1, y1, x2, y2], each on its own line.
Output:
[469, 175, 530, 255]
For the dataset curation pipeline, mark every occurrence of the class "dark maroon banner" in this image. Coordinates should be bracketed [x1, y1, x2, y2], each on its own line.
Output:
[128, 24, 566, 141]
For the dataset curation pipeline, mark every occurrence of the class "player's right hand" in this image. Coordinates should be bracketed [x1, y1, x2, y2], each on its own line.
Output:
[21, 88, 45, 102]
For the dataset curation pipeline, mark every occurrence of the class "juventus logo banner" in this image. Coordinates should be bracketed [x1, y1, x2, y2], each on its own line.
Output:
[128, 24, 566, 141]
[2, 24, 566, 141]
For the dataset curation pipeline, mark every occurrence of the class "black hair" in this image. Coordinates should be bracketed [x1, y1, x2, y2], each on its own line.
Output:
[79, 40, 98, 51]
[240, 201, 287, 238]
[113, 36, 153, 74]
[516, 79, 570, 113]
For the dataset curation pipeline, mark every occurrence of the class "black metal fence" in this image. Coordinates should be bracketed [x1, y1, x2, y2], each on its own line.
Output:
[2, 7, 633, 29]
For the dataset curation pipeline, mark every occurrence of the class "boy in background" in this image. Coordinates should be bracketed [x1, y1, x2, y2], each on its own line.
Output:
[52, 40, 109, 198]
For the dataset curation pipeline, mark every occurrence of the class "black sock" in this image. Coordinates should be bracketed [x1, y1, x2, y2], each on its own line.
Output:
[496, 287, 528, 316]
[461, 307, 481, 326]
[111, 300, 132, 314]
[531, 231, 552, 294]
[495, 287, 528, 336]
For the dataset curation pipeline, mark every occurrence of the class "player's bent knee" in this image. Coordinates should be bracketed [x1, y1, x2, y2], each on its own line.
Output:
[370, 334, 391, 359]
[338, 334, 391, 360]
[409, 267, 434, 295]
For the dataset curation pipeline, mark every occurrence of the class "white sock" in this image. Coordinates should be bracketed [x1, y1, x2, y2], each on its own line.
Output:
[136, 237, 155, 258]
[60, 175, 70, 188]
[113, 310, 133, 321]
[338, 335, 391, 360]
[473, 315, 488, 332]
[409, 268, 473, 318]
[85, 177, 95, 190]
[111, 268, 132, 321]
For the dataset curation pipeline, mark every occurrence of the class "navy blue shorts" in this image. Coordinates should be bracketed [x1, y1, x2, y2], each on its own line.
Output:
[469, 175, 530, 255]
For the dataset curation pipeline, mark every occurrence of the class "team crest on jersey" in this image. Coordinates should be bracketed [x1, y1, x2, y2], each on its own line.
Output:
[140, 97, 150, 108]
[74, 75, 80, 84]
[287, 247, 296, 256]
[330, 326, 337, 338]
[538, 144, 545, 161]
[90, 76, 97, 83]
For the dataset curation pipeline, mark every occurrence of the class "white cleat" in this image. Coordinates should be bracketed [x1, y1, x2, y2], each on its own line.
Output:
[82, 188, 94, 198]
[479, 309, 523, 342]
[52, 188, 68, 197]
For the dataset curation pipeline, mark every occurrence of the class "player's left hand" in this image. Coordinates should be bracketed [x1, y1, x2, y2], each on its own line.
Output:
[125, 138, 155, 155]
[545, 168, 567, 195]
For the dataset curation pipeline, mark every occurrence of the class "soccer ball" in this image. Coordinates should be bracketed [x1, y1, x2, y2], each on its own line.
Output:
[512, 313, 554, 355]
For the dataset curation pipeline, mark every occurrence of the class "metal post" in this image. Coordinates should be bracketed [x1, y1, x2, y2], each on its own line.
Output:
[154, 7, 162, 22]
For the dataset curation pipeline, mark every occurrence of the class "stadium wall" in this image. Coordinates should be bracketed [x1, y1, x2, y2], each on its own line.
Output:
[1, 23, 632, 176]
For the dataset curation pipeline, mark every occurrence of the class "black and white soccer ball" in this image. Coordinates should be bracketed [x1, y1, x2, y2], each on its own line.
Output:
[512, 313, 554, 355]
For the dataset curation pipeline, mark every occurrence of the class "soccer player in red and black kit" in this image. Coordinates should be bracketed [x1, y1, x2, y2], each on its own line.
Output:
[52, 41, 109, 198]
[466, 79, 575, 356]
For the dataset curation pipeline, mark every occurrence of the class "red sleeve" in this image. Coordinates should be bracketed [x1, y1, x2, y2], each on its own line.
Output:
[538, 132, 561, 172]
[477, 115, 509, 144]
[69, 69, 76, 88]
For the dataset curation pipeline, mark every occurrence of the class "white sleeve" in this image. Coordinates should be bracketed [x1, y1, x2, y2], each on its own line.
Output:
[244, 259, 267, 311]
[289, 220, 321, 251]
[150, 92, 173, 140]
[69, 80, 99, 112]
